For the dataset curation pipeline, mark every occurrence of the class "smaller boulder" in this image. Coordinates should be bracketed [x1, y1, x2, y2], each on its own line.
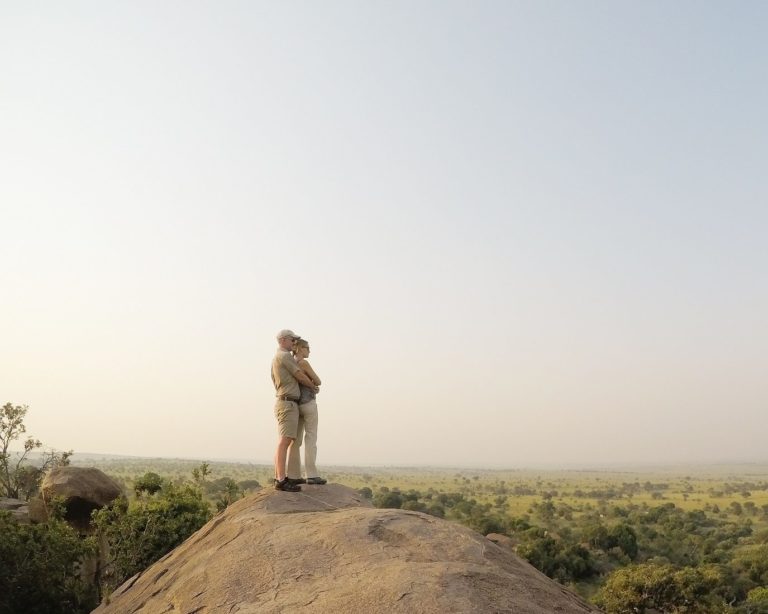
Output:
[0, 497, 30, 524]
[41, 467, 123, 531]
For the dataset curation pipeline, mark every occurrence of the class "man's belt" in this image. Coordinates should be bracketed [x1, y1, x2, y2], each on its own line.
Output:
[277, 395, 299, 402]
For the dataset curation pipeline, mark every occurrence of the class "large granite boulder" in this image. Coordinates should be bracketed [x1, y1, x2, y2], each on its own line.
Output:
[93, 484, 600, 613]
[41, 466, 123, 531]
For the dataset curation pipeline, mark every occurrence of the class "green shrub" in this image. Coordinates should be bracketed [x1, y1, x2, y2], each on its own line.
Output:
[93, 483, 211, 592]
[0, 511, 97, 614]
[595, 562, 729, 613]
[517, 533, 597, 583]
[133, 472, 164, 496]
[374, 491, 404, 509]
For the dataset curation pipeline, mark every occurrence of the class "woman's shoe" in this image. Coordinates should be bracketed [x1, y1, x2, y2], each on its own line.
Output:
[274, 478, 301, 492]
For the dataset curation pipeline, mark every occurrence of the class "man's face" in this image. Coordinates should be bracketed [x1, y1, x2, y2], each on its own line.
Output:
[279, 335, 297, 350]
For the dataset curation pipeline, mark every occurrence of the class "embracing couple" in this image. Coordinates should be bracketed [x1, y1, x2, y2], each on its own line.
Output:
[271, 329, 327, 492]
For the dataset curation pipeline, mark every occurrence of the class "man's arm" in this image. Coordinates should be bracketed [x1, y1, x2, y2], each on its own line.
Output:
[298, 359, 321, 386]
[279, 351, 318, 392]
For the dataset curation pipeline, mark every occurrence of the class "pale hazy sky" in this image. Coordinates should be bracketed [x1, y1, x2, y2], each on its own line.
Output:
[2, 2, 766, 468]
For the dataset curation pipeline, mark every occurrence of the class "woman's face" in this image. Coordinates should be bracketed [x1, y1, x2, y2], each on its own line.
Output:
[298, 345, 310, 358]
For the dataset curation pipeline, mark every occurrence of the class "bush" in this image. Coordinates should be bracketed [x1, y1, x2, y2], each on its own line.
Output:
[595, 563, 728, 613]
[742, 587, 768, 613]
[374, 491, 404, 509]
[517, 533, 597, 584]
[94, 483, 211, 592]
[467, 513, 507, 536]
[0, 511, 97, 614]
[401, 500, 428, 513]
[214, 478, 242, 512]
[426, 503, 445, 518]
[133, 472, 164, 496]
[237, 479, 261, 492]
[731, 545, 768, 586]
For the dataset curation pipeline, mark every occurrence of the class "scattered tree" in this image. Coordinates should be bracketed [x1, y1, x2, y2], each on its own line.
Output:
[214, 478, 242, 512]
[134, 472, 164, 496]
[0, 403, 72, 500]
[192, 462, 211, 486]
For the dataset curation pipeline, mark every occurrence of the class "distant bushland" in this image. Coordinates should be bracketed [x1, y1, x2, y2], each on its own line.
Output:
[64, 455, 768, 612]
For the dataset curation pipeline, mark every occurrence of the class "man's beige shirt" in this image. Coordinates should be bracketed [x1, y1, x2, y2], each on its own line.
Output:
[271, 349, 301, 398]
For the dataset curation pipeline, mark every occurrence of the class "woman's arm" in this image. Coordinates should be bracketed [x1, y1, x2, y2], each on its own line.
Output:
[298, 359, 321, 386]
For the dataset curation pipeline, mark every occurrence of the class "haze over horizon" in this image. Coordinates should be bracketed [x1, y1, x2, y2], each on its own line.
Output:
[61, 451, 768, 472]
[2, 2, 766, 468]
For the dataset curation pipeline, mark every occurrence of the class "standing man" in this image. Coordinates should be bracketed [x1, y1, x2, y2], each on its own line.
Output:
[271, 329, 317, 492]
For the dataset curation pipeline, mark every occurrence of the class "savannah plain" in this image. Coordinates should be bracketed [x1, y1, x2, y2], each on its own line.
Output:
[72, 455, 768, 608]
[76, 456, 768, 520]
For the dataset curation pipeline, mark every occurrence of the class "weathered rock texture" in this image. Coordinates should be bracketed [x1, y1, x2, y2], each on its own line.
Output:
[41, 466, 123, 531]
[93, 484, 600, 613]
[0, 496, 30, 523]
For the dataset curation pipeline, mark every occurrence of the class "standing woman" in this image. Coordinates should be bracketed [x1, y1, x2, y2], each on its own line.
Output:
[286, 339, 327, 485]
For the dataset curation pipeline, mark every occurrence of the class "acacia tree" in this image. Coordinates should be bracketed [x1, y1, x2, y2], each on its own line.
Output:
[0, 403, 42, 499]
[0, 402, 72, 500]
[192, 461, 211, 486]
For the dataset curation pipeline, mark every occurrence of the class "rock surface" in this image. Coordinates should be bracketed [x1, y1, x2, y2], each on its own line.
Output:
[93, 484, 600, 613]
[0, 496, 30, 523]
[41, 466, 123, 530]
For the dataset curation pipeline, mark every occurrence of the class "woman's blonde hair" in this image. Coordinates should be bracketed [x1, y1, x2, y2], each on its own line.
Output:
[293, 338, 309, 353]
